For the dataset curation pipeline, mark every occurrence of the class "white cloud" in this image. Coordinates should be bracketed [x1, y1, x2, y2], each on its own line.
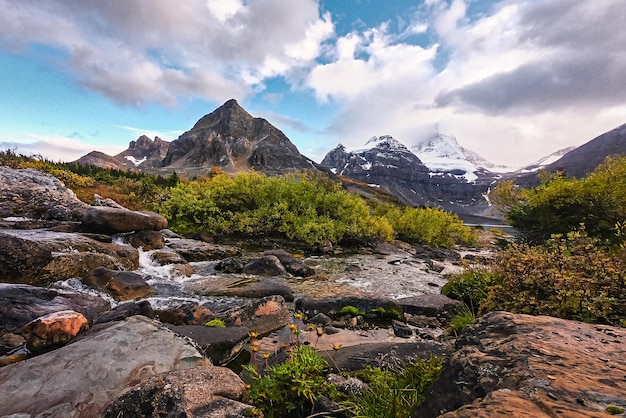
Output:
[0, 134, 126, 162]
[0, 0, 334, 106]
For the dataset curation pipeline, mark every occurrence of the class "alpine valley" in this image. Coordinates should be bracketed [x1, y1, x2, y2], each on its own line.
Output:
[75, 100, 626, 221]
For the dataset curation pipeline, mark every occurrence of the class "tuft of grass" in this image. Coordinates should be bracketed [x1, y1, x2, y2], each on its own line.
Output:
[204, 318, 226, 328]
[447, 305, 476, 336]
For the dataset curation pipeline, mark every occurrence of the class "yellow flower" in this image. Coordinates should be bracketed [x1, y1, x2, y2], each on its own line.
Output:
[261, 353, 270, 359]
[250, 345, 259, 352]
[248, 331, 260, 339]
[316, 327, 324, 336]
[332, 344, 342, 351]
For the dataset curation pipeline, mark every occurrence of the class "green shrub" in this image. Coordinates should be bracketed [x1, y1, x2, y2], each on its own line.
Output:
[204, 318, 226, 328]
[447, 305, 476, 336]
[482, 229, 626, 325]
[375, 204, 478, 248]
[340, 357, 444, 418]
[442, 269, 501, 314]
[243, 345, 336, 417]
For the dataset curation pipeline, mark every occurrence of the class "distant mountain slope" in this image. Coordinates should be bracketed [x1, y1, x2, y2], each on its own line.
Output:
[73, 135, 169, 171]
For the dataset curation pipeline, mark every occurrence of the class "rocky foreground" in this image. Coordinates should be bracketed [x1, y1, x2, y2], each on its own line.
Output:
[1, 166, 625, 417]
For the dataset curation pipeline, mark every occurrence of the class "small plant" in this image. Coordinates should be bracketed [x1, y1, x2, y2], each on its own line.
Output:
[339, 305, 365, 316]
[243, 345, 336, 417]
[447, 305, 476, 336]
[442, 268, 501, 314]
[369, 306, 404, 321]
[606, 405, 624, 415]
[339, 357, 444, 418]
[204, 318, 226, 328]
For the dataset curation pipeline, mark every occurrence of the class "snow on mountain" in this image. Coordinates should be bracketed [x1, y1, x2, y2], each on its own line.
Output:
[411, 134, 513, 182]
[124, 155, 147, 167]
[518, 146, 577, 173]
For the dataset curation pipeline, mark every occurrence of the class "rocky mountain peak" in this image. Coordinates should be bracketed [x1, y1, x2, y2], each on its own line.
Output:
[364, 135, 408, 151]
[191, 99, 254, 133]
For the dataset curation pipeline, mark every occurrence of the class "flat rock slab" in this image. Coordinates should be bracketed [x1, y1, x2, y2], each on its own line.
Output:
[167, 238, 241, 262]
[296, 295, 403, 319]
[0, 316, 206, 418]
[398, 294, 463, 319]
[168, 325, 250, 365]
[416, 311, 626, 418]
[185, 276, 294, 301]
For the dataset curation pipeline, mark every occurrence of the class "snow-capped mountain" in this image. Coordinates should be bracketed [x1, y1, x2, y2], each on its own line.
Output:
[411, 134, 513, 182]
[517, 146, 577, 173]
[321, 135, 500, 216]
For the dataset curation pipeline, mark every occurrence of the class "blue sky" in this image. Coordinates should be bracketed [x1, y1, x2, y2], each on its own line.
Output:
[1, 0, 625, 167]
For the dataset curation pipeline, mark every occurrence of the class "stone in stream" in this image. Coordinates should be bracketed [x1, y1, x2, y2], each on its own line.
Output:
[80, 206, 168, 234]
[127, 229, 165, 250]
[167, 325, 250, 365]
[166, 237, 241, 262]
[20, 309, 89, 353]
[262, 249, 316, 277]
[185, 275, 294, 301]
[242, 255, 287, 276]
[83, 266, 152, 301]
[220, 295, 291, 336]
[94, 300, 155, 325]
[0, 316, 207, 418]
[154, 303, 214, 326]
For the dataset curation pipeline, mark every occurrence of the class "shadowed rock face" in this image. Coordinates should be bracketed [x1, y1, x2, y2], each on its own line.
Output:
[415, 311, 626, 418]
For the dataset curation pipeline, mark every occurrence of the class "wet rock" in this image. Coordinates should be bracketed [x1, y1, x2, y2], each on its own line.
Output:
[102, 364, 256, 418]
[307, 313, 333, 326]
[262, 250, 315, 277]
[296, 295, 403, 320]
[127, 230, 165, 250]
[392, 319, 414, 338]
[0, 316, 206, 418]
[167, 238, 241, 262]
[0, 333, 25, 356]
[406, 314, 442, 328]
[94, 300, 155, 325]
[168, 325, 249, 365]
[320, 341, 451, 372]
[215, 256, 247, 273]
[154, 303, 214, 326]
[415, 312, 626, 418]
[186, 276, 294, 301]
[21, 310, 89, 353]
[81, 206, 168, 234]
[0, 167, 88, 222]
[414, 244, 461, 262]
[220, 295, 291, 336]
[398, 294, 463, 319]
[149, 250, 195, 276]
[84, 266, 152, 301]
[0, 283, 110, 334]
[0, 229, 138, 285]
[242, 255, 287, 276]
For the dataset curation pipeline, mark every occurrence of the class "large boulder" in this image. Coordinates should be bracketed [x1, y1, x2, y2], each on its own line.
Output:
[167, 325, 250, 365]
[127, 229, 165, 250]
[415, 312, 626, 417]
[220, 295, 291, 336]
[0, 316, 207, 418]
[263, 249, 316, 277]
[102, 364, 256, 418]
[0, 283, 110, 335]
[0, 229, 138, 285]
[81, 206, 168, 234]
[0, 166, 88, 222]
[242, 255, 288, 276]
[185, 276, 294, 301]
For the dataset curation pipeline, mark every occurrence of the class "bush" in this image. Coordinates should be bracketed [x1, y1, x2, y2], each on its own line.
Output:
[375, 204, 478, 248]
[442, 269, 501, 314]
[482, 229, 626, 325]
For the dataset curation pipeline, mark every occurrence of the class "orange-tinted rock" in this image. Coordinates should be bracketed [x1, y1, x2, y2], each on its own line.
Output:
[416, 312, 626, 418]
[81, 206, 167, 234]
[155, 303, 214, 326]
[21, 310, 89, 352]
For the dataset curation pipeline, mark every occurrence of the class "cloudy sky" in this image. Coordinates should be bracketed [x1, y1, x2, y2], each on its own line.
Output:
[1, 0, 625, 167]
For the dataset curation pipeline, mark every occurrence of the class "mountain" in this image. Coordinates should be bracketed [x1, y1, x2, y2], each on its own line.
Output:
[73, 135, 169, 171]
[517, 146, 577, 173]
[74, 100, 322, 178]
[320, 135, 500, 216]
[160, 99, 319, 177]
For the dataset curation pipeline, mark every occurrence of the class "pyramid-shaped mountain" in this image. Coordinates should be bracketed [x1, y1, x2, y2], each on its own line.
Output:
[161, 99, 318, 176]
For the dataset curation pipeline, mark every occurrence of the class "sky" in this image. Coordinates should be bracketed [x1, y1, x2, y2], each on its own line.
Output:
[1, 0, 625, 168]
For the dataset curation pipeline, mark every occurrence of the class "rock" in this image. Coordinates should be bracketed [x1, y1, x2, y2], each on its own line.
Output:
[0, 283, 110, 334]
[0, 316, 206, 417]
[127, 230, 165, 250]
[83, 266, 152, 301]
[92, 194, 126, 209]
[262, 250, 315, 277]
[0, 229, 138, 285]
[414, 245, 461, 262]
[220, 295, 291, 336]
[81, 206, 168, 234]
[0, 167, 88, 222]
[0, 333, 25, 356]
[149, 250, 196, 276]
[94, 300, 155, 324]
[167, 325, 249, 365]
[214, 257, 247, 273]
[307, 313, 333, 326]
[320, 341, 451, 372]
[242, 255, 288, 276]
[154, 303, 214, 326]
[102, 364, 256, 418]
[415, 312, 626, 418]
[185, 276, 294, 301]
[392, 319, 414, 338]
[20, 310, 89, 352]
[296, 295, 403, 319]
[406, 314, 442, 328]
[397, 294, 463, 319]
[167, 238, 241, 262]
